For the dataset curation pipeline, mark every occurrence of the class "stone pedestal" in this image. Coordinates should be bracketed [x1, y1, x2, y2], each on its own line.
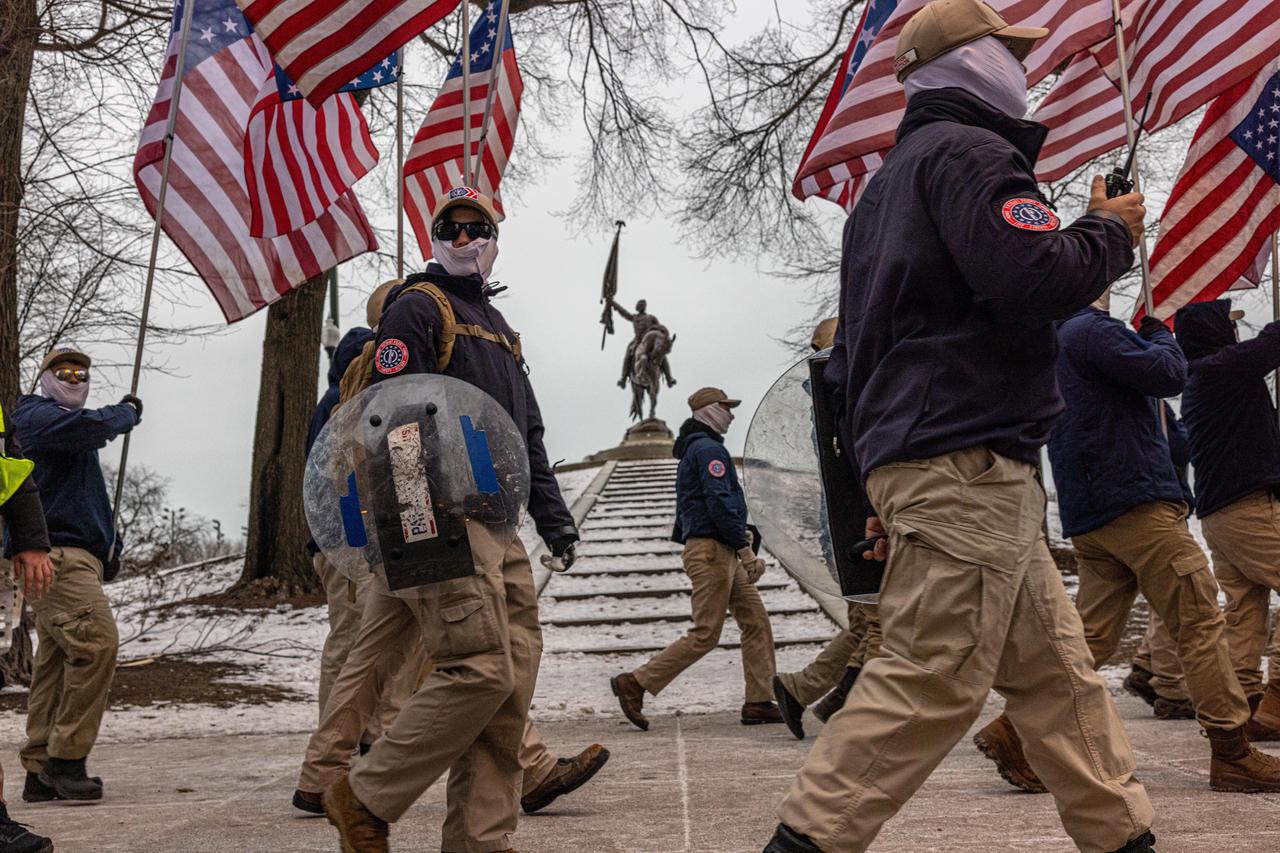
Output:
[585, 419, 675, 462]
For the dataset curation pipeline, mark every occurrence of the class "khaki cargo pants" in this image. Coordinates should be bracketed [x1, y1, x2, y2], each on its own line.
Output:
[1073, 500, 1250, 731]
[1133, 611, 1188, 701]
[21, 546, 118, 772]
[348, 523, 541, 853]
[780, 448, 1152, 853]
[633, 537, 776, 703]
[314, 552, 422, 745]
[1200, 489, 1280, 698]
[777, 602, 880, 707]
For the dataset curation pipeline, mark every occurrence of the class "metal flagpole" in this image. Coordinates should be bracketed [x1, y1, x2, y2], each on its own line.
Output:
[461, 0, 473, 186]
[396, 59, 405, 278]
[1272, 230, 1279, 420]
[1110, 0, 1155, 317]
[109, 0, 198, 544]
[471, 0, 510, 182]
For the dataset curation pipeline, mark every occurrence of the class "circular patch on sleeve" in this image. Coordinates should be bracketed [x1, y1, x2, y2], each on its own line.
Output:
[375, 338, 409, 375]
[708, 459, 727, 478]
[1001, 198, 1060, 231]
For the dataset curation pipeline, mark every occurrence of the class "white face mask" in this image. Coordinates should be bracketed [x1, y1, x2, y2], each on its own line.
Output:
[39, 370, 89, 410]
[430, 235, 499, 282]
[903, 35, 1029, 119]
[693, 403, 734, 435]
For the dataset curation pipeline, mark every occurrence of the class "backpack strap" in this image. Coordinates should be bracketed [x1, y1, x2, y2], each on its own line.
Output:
[401, 282, 522, 369]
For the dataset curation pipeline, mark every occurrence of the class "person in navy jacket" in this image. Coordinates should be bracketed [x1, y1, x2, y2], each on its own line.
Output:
[611, 387, 780, 732]
[10, 345, 139, 803]
[1176, 299, 1280, 741]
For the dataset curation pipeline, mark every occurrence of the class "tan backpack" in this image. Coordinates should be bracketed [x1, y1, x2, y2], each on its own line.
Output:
[337, 281, 523, 406]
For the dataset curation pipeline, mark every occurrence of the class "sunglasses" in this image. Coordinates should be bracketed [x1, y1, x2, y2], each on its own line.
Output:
[53, 367, 89, 383]
[432, 220, 494, 242]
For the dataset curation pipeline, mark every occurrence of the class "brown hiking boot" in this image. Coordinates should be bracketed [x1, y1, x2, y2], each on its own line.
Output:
[610, 672, 649, 731]
[1122, 665, 1158, 707]
[742, 701, 784, 725]
[1152, 696, 1195, 720]
[1245, 683, 1280, 742]
[521, 744, 611, 813]
[1208, 726, 1280, 792]
[972, 713, 1047, 794]
[325, 776, 389, 853]
[812, 667, 860, 724]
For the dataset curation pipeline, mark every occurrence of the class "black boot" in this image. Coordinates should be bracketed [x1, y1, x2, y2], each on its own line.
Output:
[0, 803, 53, 853]
[772, 676, 806, 740]
[23, 770, 102, 803]
[811, 667, 860, 724]
[1108, 830, 1156, 852]
[762, 824, 823, 853]
[37, 758, 102, 802]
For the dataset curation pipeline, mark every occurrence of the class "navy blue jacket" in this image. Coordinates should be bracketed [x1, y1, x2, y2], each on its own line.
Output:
[1165, 403, 1194, 508]
[1048, 307, 1187, 538]
[824, 89, 1133, 485]
[307, 326, 374, 456]
[1175, 300, 1280, 517]
[10, 395, 138, 563]
[371, 265, 576, 546]
[672, 419, 748, 550]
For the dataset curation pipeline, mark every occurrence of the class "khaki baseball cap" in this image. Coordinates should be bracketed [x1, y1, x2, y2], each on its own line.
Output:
[894, 0, 1049, 82]
[811, 317, 839, 351]
[39, 345, 91, 374]
[688, 387, 741, 411]
[366, 279, 402, 328]
[432, 187, 499, 232]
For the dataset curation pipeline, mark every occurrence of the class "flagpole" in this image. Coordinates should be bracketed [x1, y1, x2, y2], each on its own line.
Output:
[109, 0, 198, 549]
[1272, 230, 1279, 420]
[472, 0, 510, 182]
[396, 59, 405, 279]
[461, 0, 473, 186]
[1110, 0, 1154, 318]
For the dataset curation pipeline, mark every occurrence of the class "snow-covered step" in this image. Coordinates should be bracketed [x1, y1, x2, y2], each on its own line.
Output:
[542, 605, 817, 628]
[541, 611, 835, 655]
[577, 540, 683, 557]
[545, 579, 792, 601]
[540, 587, 819, 623]
[581, 519, 672, 532]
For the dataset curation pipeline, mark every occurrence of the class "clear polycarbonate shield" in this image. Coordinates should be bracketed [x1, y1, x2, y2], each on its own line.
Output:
[305, 374, 530, 597]
[743, 355, 880, 602]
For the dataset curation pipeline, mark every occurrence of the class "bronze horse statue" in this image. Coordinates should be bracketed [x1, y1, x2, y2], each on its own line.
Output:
[627, 324, 675, 421]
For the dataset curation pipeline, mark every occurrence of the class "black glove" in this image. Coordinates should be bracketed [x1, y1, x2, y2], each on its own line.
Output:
[550, 533, 578, 570]
[1136, 316, 1168, 341]
[121, 394, 144, 420]
[103, 552, 121, 583]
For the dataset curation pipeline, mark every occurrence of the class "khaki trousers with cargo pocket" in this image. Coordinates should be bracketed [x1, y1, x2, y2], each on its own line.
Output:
[777, 602, 881, 707]
[21, 546, 119, 772]
[1072, 500, 1251, 731]
[779, 448, 1152, 853]
[1200, 489, 1280, 699]
[1133, 610, 1188, 701]
[632, 537, 776, 703]
[348, 522, 541, 853]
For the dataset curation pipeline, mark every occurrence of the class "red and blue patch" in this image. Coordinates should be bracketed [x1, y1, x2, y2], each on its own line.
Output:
[1001, 198, 1059, 232]
[448, 186, 480, 200]
[707, 459, 727, 478]
[375, 338, 409, 375]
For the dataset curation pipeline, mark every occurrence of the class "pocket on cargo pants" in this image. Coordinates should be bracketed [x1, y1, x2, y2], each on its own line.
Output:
[419, 576, 502, 664]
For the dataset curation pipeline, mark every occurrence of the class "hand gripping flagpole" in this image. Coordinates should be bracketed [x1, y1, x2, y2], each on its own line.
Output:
[109, 0, 198, 553]
[1110, 0, 1155, 318]
[471, 0, 511, 183]
[396, 58, 405, 278]
[461, 0, 473, 186]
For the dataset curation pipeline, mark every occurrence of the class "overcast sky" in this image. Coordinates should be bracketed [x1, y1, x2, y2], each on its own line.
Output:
[69, 1, 1280, 536]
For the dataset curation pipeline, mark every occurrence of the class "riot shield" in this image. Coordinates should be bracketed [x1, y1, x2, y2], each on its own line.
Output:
[305, 374, 531, 597]
[743, 354, 882, 602]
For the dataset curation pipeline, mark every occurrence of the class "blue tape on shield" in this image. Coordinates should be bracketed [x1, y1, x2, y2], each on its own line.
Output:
[340, 472, 368, 548]
[460, 415, 500, 494]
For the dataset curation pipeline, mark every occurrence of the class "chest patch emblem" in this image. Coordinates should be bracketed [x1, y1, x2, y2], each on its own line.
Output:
[376, 338, 409, 375]
[708, 459, 727, 478]
[1001, 198, 1059, 231]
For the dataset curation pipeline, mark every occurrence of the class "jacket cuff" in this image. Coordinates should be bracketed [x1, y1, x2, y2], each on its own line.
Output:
[542, 525, 579, 547]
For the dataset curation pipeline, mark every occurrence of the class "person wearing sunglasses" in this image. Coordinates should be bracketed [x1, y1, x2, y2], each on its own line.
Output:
[324, 188, 589, 853]
[7, 345, 141, 804]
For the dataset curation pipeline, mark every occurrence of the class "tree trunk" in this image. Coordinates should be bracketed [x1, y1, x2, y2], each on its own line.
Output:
[0, 0, 39, 685]
[237, 276, 327, 594]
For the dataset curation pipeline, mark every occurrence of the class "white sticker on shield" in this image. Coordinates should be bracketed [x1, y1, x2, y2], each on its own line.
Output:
[387, 422, 438, 542]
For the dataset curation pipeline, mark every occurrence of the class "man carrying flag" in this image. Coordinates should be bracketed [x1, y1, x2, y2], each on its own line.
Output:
[764, 2, 1155, 851]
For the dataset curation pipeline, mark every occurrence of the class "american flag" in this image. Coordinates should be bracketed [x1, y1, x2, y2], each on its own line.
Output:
[134, 0, 377, 324]
[794, 0, 1114, 209]
[1136, 61, 1280, 324]
[236, 0, 458, 105]
[403, 0, 521, 259]
[1035, 0, 1280, 182]
[272, 49, 400, 101]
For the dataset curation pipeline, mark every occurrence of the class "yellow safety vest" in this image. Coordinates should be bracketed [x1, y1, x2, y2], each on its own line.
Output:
[0, 403, 35, 507]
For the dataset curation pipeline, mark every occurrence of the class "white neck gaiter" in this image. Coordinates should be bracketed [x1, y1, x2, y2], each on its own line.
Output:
[431, 236, 499, 282]
[693, 403, 733, 435]
[903, 35, 1029, 119]
[39, 370, 89, 410]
